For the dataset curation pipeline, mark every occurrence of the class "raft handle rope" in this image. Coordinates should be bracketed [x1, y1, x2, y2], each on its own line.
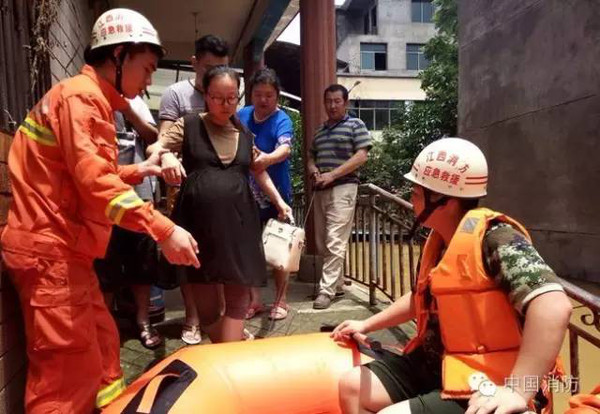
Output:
[320, 324, 385, 360]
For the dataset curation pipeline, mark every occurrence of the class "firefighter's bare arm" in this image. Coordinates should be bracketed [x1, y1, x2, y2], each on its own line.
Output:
[118, 147, 167, 183]
[466, 291, 572, 414]
[136, 147, 167, 177]
[332, 292, 415, 341]
[509, 292, 571, 398]
[160, 225, 200, 268]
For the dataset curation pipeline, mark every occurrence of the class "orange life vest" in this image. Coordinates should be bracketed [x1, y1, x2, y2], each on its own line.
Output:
[404, 207, 559, 409]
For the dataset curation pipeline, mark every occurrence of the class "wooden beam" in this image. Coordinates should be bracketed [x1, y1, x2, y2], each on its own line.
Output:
[299, 0, 336, 254]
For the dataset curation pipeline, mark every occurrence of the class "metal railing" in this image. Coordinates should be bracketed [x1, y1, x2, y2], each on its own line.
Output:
[559, 279, 600, 395]
[293, 183, 424, 305]
[343, 184, 423, 305]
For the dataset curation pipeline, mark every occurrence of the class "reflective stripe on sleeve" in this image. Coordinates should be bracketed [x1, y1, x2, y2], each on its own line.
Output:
[105, 190, 145, 225]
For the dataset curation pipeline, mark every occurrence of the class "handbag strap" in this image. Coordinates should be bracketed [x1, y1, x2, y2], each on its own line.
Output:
[302, 191, 316, 229]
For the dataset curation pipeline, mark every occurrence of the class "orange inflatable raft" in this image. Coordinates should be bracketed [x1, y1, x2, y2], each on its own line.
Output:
[566, 384, 600, 413]
[103, 333, 374, 414]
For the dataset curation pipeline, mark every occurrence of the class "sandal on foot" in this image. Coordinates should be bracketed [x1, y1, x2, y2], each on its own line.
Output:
[243, 328, 255, 341]
[245, 303, 265, 320]
[268, 303, 289, 321]
[181, 324, 202, 345]
[138, 322, 163, 350]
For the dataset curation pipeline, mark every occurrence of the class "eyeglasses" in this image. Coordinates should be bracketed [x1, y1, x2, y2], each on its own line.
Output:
[208, 94, 240, 105]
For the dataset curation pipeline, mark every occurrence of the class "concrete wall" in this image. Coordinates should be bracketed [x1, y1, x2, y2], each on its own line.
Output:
[49, 0, 95, 84]
[337, 74, 426, 100]
[458, 0, 600, 282]
[337, 0, 436, 77]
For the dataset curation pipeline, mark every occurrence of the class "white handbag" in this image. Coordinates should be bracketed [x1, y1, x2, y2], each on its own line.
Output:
[262, 218, 305, 273]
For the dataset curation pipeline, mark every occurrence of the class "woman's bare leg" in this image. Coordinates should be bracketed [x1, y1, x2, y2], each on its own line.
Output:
[339, 366, 394, 414]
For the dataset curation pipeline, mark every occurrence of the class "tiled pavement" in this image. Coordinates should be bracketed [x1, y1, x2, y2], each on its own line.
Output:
[117, 277, 415, 385]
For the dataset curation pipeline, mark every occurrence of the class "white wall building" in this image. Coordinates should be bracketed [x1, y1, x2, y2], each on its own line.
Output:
[336, 0, 437, 132]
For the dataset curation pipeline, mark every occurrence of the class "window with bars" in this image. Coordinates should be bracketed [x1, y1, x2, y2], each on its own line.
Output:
[350, 100, 407, 131]
[411, 0, 434, 23]
[406, 44, 430, 71]
[360, 43, 387, 71]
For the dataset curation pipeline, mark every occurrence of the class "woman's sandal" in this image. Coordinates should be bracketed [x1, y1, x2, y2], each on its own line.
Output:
[181, 324, 202, 345]
[243, 328, 255, 341]
[268, 303, 289, 321]
[245, 303, 266, 320]
[138, 322, 163, 350]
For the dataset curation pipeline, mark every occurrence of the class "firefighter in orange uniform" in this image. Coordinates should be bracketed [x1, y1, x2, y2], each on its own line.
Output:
[332, 138, 572, 414]
[0, 8, 199, 414]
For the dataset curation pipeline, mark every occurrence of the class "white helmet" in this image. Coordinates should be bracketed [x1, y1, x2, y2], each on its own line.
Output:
[404, 137, 488, 198]
[90, 8, 162, 51]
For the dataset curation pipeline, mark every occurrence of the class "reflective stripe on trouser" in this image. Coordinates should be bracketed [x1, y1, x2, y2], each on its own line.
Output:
[1, 251, 123, 414]
[96, 377, 126, 408]
[314, 183, 358, 297]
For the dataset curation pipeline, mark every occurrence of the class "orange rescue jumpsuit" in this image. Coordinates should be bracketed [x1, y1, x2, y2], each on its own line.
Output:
[1, 64, 175, 413]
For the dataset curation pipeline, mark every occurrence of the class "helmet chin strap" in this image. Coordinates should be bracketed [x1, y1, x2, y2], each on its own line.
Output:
[112, 45, 130, 94]
[407, 188, 449, 239]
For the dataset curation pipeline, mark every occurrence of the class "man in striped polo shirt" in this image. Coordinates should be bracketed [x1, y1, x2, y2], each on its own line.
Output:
[308, 84, 372, 310]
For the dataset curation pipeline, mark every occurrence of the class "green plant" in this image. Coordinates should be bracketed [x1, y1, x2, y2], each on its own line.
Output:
[361, 0, 458, 197]
[285, 109, 304, 194]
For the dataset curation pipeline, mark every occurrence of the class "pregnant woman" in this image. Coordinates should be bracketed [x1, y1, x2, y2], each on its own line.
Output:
[150, 66, 291, 342]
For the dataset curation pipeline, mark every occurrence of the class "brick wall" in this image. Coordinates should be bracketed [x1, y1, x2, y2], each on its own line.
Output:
[0, 131, 25, 413]
[0, 1, 96, 411]
[49, 0, 95, 84]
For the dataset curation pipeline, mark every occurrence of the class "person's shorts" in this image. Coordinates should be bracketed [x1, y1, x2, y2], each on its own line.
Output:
[365, 348, 468, 414]
[94, 226, 158, 292]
